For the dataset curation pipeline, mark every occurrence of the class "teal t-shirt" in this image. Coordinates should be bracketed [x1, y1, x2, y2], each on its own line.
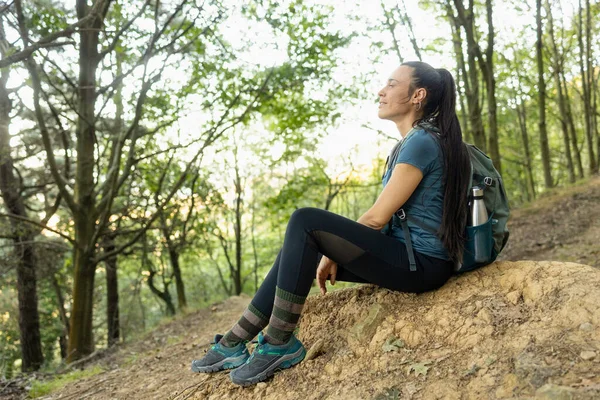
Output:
[381, 127, 449, 260]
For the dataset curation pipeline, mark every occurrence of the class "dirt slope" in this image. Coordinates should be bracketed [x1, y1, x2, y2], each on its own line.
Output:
[500, 176, 600, 268]
[41, 261, 600, 400]
[3, 176, 599, 400]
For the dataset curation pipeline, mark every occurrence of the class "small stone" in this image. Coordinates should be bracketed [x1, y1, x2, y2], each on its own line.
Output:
[580, 351, 596, 361]
[506, 291, 521, 305]
[535, 384, 577, 399]
[324, 362, 341, 376]
[305, 339, 325, 361]
[476, 308, 493, 324]
[579, 322, 593, 331]
[256, 382, 267, 389]
[350, 304, 386, 342]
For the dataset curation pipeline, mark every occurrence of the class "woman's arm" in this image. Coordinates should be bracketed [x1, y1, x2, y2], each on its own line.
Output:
[356, 163, 423, 230]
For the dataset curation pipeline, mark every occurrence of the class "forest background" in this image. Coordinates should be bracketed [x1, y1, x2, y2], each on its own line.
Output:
[0, 0, 598, 377]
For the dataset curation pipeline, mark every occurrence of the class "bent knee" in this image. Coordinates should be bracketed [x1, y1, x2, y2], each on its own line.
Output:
[289, 207, 323, 226]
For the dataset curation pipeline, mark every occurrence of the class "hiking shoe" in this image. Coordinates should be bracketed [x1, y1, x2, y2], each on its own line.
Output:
[191, 334, 249, 373]
[229, 332, 306, 386]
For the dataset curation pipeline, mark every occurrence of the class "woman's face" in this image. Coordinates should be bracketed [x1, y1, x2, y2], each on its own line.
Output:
[377, 66, 418, 122]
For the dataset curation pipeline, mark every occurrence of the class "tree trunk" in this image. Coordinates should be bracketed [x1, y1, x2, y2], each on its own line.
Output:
[157, 212, 187, 312]
[67, 0, 103, 362]
[456, 67, 470, 143]
[584, 0, 597, 173]
[594, 70, 599, 171]
[516, 101, 536, 200]
[233, 150, 243, 295]
[102, 234, 120, 346]
[536, 0, 553, 188]
[447, 6, 471, 142]
[484, 0, 501, 173]
[561, 73, 585, 178]
[104, 49, 123, 344]
[546, 0, 575, 183]
[167, 246, 187, 311]
[0, 60, 44, 372]
[449, 1, 486, 150]
[51, 273, 69, 359]
[143, 233, 176, 316]
[147, 270, 176, 316]
[577, 0, 596, 174]
[250, 195, 259, 293]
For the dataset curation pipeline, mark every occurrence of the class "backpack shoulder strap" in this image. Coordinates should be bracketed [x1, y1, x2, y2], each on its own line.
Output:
[396, 209, 417, 272]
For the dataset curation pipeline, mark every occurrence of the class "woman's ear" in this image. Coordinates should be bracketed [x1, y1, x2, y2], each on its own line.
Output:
[413, 87, 427, 103]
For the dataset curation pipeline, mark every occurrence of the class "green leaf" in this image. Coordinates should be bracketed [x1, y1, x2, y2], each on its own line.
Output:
[408, 361, 432, 377]
[382, 337, 405, 352]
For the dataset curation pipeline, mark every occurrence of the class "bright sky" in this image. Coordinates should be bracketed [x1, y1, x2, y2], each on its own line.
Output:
[7, 0, 579, 208]
[188, 0, 555, 194]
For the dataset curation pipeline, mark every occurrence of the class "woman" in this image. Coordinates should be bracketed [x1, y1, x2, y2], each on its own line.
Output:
[191, 61, 471, 387]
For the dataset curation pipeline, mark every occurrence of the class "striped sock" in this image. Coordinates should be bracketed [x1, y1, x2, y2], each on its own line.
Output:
[265, 287, 306, 345]
[220, 303, 269, 347]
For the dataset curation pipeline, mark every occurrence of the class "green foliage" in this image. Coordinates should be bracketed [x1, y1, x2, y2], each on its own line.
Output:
[3, 0, 600, 376]
[28, 366, 104, 398]
[375, 387, 401, 400]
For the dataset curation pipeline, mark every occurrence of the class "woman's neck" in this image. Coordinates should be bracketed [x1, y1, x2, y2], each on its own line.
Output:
[396, 119, 416, 138]
[394, 110, 423, 138]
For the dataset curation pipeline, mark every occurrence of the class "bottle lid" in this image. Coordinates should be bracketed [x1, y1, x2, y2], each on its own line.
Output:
[472, 187, 484, 197]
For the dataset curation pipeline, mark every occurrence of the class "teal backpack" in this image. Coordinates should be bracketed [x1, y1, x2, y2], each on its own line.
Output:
[458, 144, 510, 272]
[386, 134, 510, 273]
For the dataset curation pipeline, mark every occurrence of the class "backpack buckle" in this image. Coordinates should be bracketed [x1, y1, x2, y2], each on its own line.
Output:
[396, 209, 406, 220]
[484, 177, 493, 186]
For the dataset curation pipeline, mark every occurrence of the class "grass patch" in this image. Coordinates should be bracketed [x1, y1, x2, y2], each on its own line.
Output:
[29, 366, 104, 398]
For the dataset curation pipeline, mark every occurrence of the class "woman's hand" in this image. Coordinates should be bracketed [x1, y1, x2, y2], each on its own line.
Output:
[316, 255, 337, 295]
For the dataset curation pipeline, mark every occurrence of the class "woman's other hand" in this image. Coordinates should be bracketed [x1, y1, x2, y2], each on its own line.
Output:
[316, 255, 337, 295]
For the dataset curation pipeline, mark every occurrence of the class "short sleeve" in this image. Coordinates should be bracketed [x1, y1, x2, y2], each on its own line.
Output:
[394, 130, 440, 174]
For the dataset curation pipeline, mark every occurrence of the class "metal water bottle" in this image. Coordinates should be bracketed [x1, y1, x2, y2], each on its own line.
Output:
[470, 187, 488, 226]
[470, 187, 489, 263]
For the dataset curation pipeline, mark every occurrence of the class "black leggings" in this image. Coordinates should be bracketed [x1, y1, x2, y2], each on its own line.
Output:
[251, 207, 454, 317]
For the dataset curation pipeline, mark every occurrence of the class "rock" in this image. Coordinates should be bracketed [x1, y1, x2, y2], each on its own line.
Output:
[495, 373, 519, 398]
[579, 322, 593, 331]
[394, 320, 425, 347]
[305, 339, 325, 361]
[535, 384, 578, 400]
[324, 361, 341, 376]
[580, 351, 596, 361]
[349, 303, 386, 342]
[476, 308, 493, 324]
[506, 290, 522, 305]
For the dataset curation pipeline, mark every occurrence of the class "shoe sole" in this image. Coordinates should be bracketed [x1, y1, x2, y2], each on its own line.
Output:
[191, 353, 248, 373]
[229, 346, 306, 386]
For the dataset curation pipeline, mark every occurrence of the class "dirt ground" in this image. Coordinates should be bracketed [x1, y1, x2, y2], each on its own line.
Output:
[2, 176, 600, 400]
[500, 176, 600, 268]
[35, 260, 600, 400]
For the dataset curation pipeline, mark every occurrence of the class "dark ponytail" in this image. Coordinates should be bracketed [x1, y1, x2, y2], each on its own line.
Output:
[402, 62, 471, 263]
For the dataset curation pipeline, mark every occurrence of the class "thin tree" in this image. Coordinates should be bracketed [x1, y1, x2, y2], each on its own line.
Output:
[451, 0, 501, 172]
[0, 10, 45, 371]
[536, 0, 553, 188]
[445, 1, 486, 151]
[546, 0, 575, 183]
[577, 0, 596, 174]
